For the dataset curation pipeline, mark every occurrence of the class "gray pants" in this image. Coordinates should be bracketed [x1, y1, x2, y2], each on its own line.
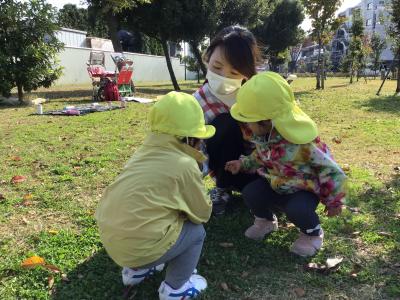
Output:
[140, 221, 206, 289]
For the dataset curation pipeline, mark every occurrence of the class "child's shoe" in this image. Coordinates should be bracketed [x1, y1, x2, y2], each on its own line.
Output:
[159, 274, 207, 300]
[290, 229, 324, 257]
[245, 216, 278, 240]
[122, 264, 165, 286]
[210, 187, 232, 216]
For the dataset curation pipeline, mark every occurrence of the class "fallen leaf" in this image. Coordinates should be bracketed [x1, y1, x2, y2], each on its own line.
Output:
[342, 164, 351, 172]
[326, 257, 344, 269]
[219, 242, 234, 248]
[77, 273, 84, 279]
[23, 194, 33, 201]
[11, 156, 21, 161]
[293, 287, 306, 297]
[350, 263, 362, 278]
[220, 282, 230, 291]
[48, 230, 59, 235]
[21, 255, 46, 268]
[44, 264, 61, 273]
[48, 276, 55, 289]
[351, 231, 361, 236]
[332, 137, 342, 144]
[61, 273, 70, 282]
[347, 206, 361, 214]
[0, 194, 5, 201]
[241, 271, 249, 278]
[11, 175, 27, 184]
[377, 231, 392, 237]
[304, 262, 326, 273]
[21, 200, 33, 207]
[22, 217, 29, 225]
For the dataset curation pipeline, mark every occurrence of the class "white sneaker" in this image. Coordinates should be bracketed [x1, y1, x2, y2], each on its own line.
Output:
[122, 264, 165, 286]
[158, 274, 207, 300]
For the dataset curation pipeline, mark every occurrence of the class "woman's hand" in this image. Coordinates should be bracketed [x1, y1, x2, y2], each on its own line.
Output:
[325, 205, 342, 217]
[225, 160, 242, 175]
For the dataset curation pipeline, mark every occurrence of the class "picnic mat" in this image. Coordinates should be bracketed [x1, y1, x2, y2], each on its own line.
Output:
[35, 104, 122, 116]
[121, 96, 155, 103]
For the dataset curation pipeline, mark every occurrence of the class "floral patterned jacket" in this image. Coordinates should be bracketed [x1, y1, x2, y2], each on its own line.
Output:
[240, 129, 347, 208]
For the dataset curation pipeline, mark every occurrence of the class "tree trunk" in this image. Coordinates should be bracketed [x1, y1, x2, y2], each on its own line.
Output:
[397, 52, 400, 94]
[161, 38, 180, 91]
[316, 40, 322, 90]
[197, 70, 200, 83]
[106, 13, 122, 52]
[189, 40, 207, 77]
[17, 84, 24, 104]
[321, 50, 325, 90]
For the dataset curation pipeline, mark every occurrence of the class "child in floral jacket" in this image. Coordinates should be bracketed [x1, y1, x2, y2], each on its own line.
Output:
[225, 72, 347, 257]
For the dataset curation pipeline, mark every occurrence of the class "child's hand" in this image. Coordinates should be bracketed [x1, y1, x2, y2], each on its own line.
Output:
[325, 205, 342, 217]
[225, 160, 242, 175]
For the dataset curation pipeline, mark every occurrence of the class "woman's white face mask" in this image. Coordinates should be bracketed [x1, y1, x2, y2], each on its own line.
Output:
[206, 70, 243, 96]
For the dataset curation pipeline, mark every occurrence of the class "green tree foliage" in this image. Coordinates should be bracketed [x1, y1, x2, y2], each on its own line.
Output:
[176, 0, 217, 77]
[347, 9, 364, 83]
[255, 0, 305, 72]
[0, 0, 63, 103]
[369, 33, 386, 78]
[58, 4, 108, 38]
[123, 0, 188, 90]
[215, 0, 265, 32]
[302, 0, 342, 89]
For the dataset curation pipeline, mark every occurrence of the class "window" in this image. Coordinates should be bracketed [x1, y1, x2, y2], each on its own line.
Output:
[366, 19, 373, 26]
[367, 3, 373, 10]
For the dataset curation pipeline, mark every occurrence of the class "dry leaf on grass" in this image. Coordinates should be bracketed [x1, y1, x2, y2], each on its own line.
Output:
[48, 276, 55, 289]
[44, 264, 61, 273]
[347, 206, 361, 214]
[11, 175, 27, 184]
[219, 242, 234, 248]
[21, 255, 45, 268]
[332, 137, 342, 144]
[350, 263, 362, 278]
[61, 273, 70, 282]
[220, 282, 230, 291]
[326, 257, 344, 269]
[0, 194, 5, 201]
[241, 271, 249, 278]
[293, 287, 306, 297]
[11, 156, 22, 161]
[377, 231, 393, 237]
[48, 230, 59, 235]
[342, 164, 351, 172]
[305, 257, 344, 274]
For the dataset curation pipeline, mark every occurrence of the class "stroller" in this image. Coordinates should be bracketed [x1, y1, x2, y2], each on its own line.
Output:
[86, 51, 117, 102]
[111, 52, 135, 98]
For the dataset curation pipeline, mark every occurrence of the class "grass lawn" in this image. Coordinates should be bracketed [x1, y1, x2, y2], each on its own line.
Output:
[0, 77, 399, 300]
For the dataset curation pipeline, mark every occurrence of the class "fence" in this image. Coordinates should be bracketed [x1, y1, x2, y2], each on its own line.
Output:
[55, 46, 196, 86]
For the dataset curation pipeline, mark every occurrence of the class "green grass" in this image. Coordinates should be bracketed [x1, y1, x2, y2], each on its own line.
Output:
[0, 78, 399, 299]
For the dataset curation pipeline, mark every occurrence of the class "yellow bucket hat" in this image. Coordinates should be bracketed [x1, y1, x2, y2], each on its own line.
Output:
[230, 72, 318, 144]
[149, 91, 215, 139]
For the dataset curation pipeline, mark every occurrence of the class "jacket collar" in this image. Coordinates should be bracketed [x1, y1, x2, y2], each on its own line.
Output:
[143, 132, 207, 163]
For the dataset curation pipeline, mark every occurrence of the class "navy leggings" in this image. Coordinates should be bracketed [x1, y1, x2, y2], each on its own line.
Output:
[206, 113, 257, 190]
[242, 178, 321, 236]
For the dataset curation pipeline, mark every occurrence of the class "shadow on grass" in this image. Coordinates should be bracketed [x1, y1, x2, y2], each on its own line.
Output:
[34, 89, 93, 100]
[358, 95, 400, 115]
[135, 87, 198, 96]
[52, 200, 302, 300]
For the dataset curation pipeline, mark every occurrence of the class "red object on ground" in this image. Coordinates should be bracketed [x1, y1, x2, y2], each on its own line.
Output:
[104, 80, 120, 101]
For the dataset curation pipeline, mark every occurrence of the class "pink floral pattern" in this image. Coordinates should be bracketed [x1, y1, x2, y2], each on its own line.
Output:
[241, 129, 347, 208]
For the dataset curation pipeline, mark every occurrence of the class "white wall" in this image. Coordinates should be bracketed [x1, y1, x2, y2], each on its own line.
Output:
[55, 46, 196, 86]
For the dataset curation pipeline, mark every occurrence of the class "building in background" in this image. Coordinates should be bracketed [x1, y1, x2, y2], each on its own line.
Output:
[331, 0, 394, 70]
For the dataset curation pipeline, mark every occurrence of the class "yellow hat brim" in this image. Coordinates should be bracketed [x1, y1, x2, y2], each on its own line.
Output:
[191, 125, 216, 139]
[273, 105, 318, 144]
[230, 103, 265, 123]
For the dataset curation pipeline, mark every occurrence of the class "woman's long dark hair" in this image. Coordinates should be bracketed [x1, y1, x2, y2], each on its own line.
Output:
[203, 25, 262, 79]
